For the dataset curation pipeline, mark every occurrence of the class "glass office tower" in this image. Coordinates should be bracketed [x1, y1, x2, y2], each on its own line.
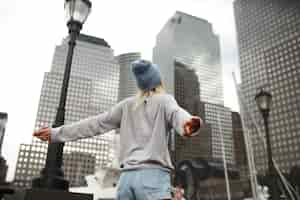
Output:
[153, 11, 223, 105]
[174, 60, 235, 165]
[174, 61, 213, 163]
[14, 34, 119, 188]
[234, 0, 300, 173]
[155, 12, 234, 165]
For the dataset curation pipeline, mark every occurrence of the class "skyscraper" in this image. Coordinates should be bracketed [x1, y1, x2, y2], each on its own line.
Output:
[14, 34, 119, 188]
[0, 113, 8, 156]
[116, 52, 141, 101]
[173, 61, 213, 163]
[234, 0, 300, 173]
[173, 60, 242, 199]
[0, 112, 8, 182]
[154, 11, 235, 165]
[174, 60, 201, 112]
[173, 60, 235, 165]
[153, 11, 223, 105]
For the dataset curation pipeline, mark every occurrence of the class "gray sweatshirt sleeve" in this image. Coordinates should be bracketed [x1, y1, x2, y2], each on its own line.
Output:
[51, 100, 123, 143]
[164, 95, 193, 136]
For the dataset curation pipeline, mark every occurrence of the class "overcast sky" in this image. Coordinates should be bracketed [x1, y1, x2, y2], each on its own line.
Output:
[0, 0, 240, 181]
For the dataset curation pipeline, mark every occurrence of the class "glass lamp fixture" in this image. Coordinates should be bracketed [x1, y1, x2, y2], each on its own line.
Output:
[255, 89, 272, 113]
[64, 0, 92, 25]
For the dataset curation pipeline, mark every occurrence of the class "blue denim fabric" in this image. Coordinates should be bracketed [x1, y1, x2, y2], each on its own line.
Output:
[116, 169, 172, 200]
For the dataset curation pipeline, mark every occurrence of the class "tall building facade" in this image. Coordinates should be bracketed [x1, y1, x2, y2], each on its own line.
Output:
[153, 11, 223, 105]
[174, 61, 213, 163]
[154, 11, 235, 165]
[173, 60, 243, 200]
[0, 112, 8, 182]
[0, 112, 8, 155]
[14, 34, 119, 188]
[14, 144, 47, 188]
[63, 152, 96, 187]
[234, 0, 300, 173]
[116, 52, 141, 101]
[173, 60, 235, 165]
[174, 60, 201, 111]
[13, 145, 96, 188]
[203, 103, 234, 164]
[232, 112, 248, 179]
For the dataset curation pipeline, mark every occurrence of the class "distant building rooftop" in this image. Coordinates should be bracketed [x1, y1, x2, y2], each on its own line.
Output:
[78, 34, 110, 48]
[175, 11, 210, 24]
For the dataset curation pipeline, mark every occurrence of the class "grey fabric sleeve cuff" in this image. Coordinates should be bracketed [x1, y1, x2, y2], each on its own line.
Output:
[51, 127, 62, 143]
[175, 107, 192, 136]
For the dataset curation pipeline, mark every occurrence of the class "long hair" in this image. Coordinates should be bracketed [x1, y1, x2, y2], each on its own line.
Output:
[134, 83, 165, 109]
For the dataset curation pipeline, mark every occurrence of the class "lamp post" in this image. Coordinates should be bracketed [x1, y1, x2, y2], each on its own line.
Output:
[32, 0, 92, 190]
[255, 89, 279, 200]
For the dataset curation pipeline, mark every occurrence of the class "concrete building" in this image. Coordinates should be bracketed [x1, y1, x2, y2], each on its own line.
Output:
[234, 0, 300, 173]
[13, 34, 119, 188]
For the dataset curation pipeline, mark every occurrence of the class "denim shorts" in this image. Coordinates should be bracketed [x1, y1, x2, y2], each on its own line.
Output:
[116, 168, 172, 200]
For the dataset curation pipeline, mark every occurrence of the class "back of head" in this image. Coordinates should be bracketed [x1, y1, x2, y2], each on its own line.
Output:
[131, 59, 165, 108]
[131, 59, 163, 93]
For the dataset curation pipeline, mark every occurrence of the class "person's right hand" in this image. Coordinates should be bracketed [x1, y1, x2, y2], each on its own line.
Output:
[33, 127, 51, 143]
[183, 116, 202, 137]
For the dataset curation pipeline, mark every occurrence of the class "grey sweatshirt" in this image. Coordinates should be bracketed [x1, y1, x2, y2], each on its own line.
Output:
[51, 93, 199, 171]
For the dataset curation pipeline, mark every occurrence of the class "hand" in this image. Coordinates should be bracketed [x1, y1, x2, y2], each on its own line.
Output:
[183, 116, 202, 137]
[33, 127, 51, 143]
[172, 187, 185, 200]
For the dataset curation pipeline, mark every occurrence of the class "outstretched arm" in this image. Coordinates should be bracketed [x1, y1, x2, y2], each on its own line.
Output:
[33, 100, 124, 143]
[165, 95, 203, 137]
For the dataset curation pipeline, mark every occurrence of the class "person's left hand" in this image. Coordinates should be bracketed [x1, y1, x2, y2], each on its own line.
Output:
[183, 116, 202, 137]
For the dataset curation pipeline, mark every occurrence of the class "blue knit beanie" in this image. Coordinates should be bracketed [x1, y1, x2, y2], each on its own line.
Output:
[131, 59, 162, 91]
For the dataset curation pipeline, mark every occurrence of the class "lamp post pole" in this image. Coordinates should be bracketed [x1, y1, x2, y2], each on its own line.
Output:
[32, 21, 82, 190]
[255, 89, 279, 200]
[262, 109, 279, 200]
[32, 0, 91, 190]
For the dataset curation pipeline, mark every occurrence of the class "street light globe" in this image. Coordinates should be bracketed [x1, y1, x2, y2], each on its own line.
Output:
[64, 0, 92, 25]
[255, 89, 272, 112]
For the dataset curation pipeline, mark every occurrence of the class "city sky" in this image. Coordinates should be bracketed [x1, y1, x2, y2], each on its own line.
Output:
[0, 0, 240, 181]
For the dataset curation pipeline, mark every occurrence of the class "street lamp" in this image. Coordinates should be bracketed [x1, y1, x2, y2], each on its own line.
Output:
[32, 0, 92, 190]
[255, 89, 279, 200]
